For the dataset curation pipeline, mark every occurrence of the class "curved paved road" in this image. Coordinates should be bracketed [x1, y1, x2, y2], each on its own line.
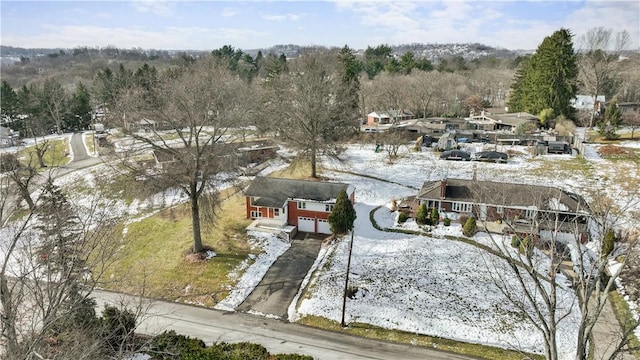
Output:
[94, 290, 475, 360]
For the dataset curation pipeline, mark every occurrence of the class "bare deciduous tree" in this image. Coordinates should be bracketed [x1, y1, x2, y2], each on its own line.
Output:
[406, 70, 440, 118]
[267, 51, 358, 178]
[623, 113, 640, 139]
[578, 27, 630, 128]
[38, 77, 68, 134]
[474, 184, 639, 360]
[380, 129, 409, 161]
[116, 56, 246, 253]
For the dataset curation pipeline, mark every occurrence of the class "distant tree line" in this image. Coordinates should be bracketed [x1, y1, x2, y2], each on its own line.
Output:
[2, 33, 639, 139]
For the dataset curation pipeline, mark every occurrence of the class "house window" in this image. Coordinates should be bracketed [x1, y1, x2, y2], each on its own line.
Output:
[250, 211, 262, 218]
[325, 204, 334, 212]
[452, 202, 472, 212]
[496, 206, 503, 215]
[298, 201, 306, 209]
[274, 208, 280, 217]
[526, 208, 538, 219]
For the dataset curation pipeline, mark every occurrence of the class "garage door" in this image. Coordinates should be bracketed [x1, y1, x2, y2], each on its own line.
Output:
[317, 219, 331, 234]
[298, 217, 315, 233]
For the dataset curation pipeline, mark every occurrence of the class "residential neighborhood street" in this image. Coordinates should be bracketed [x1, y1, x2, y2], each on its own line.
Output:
[93, 289, 474, 360]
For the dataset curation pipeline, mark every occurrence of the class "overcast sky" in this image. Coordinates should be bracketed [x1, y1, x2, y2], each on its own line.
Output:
[1, 0, 639, 51]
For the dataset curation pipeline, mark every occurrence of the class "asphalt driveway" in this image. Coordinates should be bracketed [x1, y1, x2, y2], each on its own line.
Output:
[237, 232, 325, 319]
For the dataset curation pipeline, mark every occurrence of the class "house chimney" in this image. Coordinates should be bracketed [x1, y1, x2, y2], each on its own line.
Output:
[440, 178, 447, 199]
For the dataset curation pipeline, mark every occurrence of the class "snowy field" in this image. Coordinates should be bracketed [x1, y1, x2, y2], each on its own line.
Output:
[283, 141, 637, 359]
[3, 131, 638, 359]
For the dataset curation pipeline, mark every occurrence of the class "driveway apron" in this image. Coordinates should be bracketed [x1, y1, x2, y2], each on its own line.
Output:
[237, 233, 324, 319]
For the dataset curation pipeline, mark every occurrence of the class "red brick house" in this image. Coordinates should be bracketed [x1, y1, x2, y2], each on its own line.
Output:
[416, 178, 591, 242]
[245, 177, 355, 235]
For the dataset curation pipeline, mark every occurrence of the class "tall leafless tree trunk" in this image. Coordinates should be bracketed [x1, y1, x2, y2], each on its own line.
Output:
[39, 78, 68, 134]
[475, 184, 639, 360]
[115, 56, 246, 253]
[578, 27, 630, 129]
[267, 50, 359, 179]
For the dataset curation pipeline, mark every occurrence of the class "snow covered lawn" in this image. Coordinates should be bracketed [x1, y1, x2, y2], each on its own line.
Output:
[282, 142, 638, 359]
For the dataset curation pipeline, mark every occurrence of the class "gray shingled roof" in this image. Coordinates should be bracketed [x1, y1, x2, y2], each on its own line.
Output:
[417, 179, 588, 213]
[245, 177, 349, 208]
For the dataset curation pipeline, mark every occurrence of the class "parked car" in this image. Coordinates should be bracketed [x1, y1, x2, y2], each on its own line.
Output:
[547, 141, 572, 154]
[473, 151, 508, 163]
[440, 150, 471, 161]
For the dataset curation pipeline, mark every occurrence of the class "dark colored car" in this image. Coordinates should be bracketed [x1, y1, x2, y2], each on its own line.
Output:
[440, 150, 471, 161]
[473, 151, 508, 163]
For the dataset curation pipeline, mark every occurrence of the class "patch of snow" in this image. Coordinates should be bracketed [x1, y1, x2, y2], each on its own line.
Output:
[214, 232, 290, 311]
[126, 353, 152, 360]
[205, 250, 217, 259]
[247, 309, 281, 320]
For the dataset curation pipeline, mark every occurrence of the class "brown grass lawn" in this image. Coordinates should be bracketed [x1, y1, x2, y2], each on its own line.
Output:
[19, 138, 71, 170]
[101, 189, 254, 307]
[299, 316, 544, 360]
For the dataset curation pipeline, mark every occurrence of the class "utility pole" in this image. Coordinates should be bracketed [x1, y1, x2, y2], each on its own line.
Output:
[341, 230, 354, 328]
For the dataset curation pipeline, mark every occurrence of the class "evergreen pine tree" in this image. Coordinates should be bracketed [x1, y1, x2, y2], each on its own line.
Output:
[599, 99, 621, 139]
[430, 207, 440, 225]
[415, 204, 428, 224]
[36, 180, 95, 335]
[507, 29, 578, 119]
[328, 190, 356, 234]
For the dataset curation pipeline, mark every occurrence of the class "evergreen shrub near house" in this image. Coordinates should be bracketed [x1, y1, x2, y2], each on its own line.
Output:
[415, 204, 428, 224]
[398, 212, 409, 223]
[430, 208, 440, 225]
[443, 217, 451, 226]
[328, 190, 356, 234]
[462, 217, 477, 237]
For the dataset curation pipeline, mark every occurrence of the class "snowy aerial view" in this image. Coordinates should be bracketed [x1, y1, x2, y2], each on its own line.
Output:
[207, 139, 638, 359]
[2, 128, 639, 360]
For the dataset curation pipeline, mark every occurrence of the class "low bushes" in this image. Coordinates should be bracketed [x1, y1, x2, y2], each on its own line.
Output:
[146, 330, 309, 359]
[462, 217, 477, 237]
